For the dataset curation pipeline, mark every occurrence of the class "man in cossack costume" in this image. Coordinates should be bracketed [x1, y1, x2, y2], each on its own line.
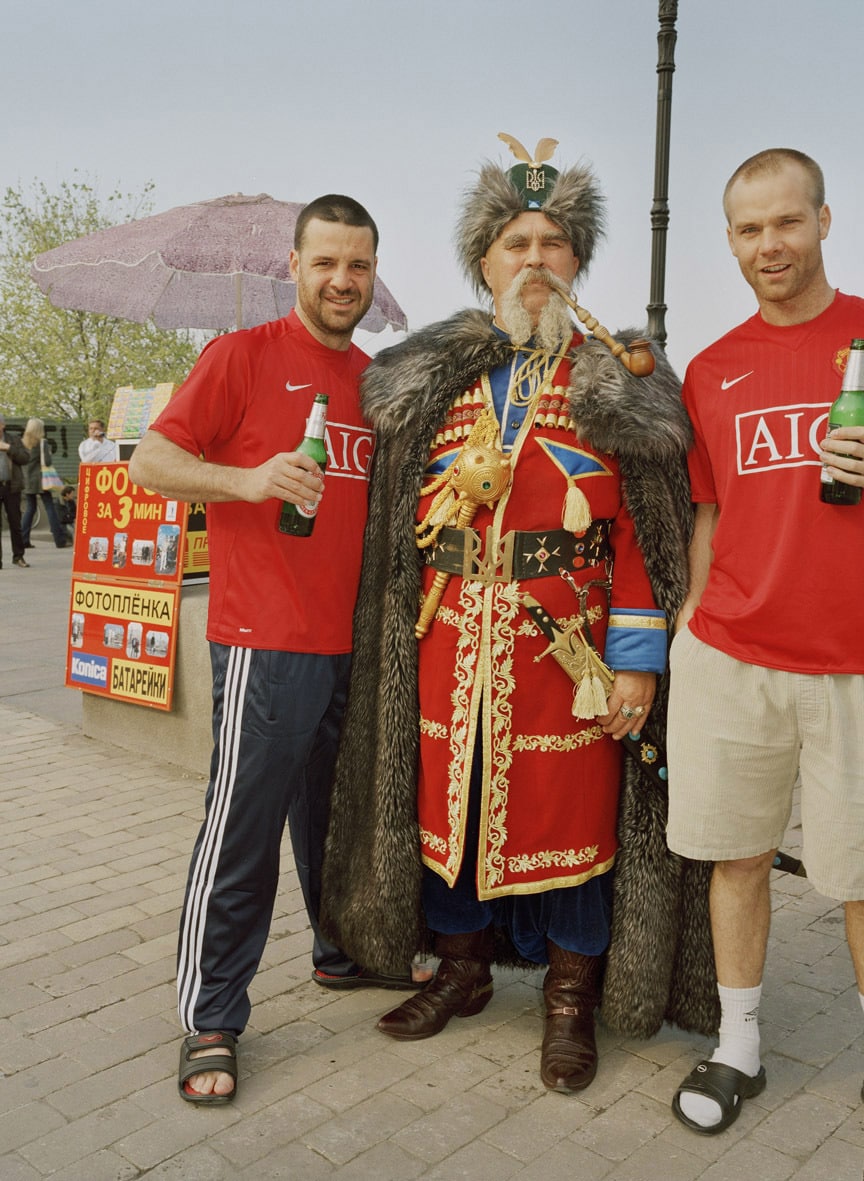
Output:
[322, 137, 717, 1093]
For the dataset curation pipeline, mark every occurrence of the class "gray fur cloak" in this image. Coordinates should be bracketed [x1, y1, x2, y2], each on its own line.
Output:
[322, 309, 719, 1039]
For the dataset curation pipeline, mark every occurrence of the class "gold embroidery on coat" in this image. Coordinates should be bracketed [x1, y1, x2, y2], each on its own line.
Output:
[434, 604, 461, 628]
[420, 718, 449, 741]
[443, 579, 483, 878]
[607, 613, 667, 630]
[484, 583, 521, 890]
[419, 827, 448, 856]
[512, 727, 604, 752]
[508, 844, 600, 874]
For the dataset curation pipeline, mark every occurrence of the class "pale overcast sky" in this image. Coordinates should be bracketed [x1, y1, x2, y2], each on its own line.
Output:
[4, 0, 863, 377]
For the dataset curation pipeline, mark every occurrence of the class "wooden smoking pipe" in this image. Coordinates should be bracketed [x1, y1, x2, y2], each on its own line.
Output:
[559, 292, 656, 377]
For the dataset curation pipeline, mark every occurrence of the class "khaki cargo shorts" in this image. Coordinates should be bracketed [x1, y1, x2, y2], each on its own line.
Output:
[666, 626, 864, 902]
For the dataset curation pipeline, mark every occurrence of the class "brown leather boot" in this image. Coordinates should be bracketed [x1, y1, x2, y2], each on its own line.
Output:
[540, 942, 602, 1093]
[376, 928, 494, 1041]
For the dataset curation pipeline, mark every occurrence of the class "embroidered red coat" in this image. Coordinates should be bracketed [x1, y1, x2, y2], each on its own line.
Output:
[416, 346, 663, 897]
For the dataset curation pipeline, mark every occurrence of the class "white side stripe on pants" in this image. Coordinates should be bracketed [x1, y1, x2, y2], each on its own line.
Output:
[177, 646, 251, 1033]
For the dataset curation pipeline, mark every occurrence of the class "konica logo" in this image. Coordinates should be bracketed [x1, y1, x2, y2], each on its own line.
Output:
[70, 653, 109, 686]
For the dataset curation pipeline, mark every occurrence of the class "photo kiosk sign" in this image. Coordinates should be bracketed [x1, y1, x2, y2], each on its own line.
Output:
[107, 382, 210, 584]
[65, 463, 188, 710]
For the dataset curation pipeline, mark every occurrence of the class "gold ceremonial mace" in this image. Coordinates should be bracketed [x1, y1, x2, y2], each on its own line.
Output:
[415, 429, 511, 639]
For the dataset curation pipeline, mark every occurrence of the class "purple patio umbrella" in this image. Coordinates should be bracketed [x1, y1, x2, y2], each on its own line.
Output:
[30, 192, 407, 333]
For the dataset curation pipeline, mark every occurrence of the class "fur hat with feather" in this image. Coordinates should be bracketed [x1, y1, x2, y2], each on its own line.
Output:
[456, 134, 607, 298]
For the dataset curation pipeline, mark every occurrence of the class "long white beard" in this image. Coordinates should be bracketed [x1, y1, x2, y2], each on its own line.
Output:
[499, 269, 574, 351]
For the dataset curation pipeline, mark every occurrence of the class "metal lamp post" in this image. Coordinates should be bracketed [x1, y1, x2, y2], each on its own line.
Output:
[646, 1, 679, 349]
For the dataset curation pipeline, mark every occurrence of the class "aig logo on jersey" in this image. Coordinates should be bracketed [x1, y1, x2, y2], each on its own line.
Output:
[324, 421, 375, 481]
[735, 403, 830, 475]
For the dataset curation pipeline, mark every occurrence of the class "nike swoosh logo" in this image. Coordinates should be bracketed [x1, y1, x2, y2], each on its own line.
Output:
[285, 381, 312, 392]
[721, 372, 754, 390]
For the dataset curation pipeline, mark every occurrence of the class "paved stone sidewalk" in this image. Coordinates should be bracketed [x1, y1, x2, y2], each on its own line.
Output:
[1, 544, 862, 1177]
[2, 704, 862, 1179]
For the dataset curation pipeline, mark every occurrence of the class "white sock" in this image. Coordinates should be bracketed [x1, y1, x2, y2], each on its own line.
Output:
[678, 983, 762, 1128]
[859, 992, 864, 1016]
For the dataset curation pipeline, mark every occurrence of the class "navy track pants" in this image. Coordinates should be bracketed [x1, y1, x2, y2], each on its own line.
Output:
[177, 643, 357, 1035]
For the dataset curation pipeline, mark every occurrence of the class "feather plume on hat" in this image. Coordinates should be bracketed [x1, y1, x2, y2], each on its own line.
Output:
[455, 134, 607, 297]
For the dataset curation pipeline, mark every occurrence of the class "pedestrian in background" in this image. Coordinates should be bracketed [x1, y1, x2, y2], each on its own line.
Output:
[58, 485, 77, 543]
[78, 419, 118, 463]
[0, 412, 30, 568]
[21, 418, 68, 549]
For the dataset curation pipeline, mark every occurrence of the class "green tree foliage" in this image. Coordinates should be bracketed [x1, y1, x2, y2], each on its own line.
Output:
[0, 177, 204, 422]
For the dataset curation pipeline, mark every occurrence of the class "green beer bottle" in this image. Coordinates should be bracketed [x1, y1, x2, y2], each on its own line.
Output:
[820, 338, 864, 506]
[277, 393, 328, 536]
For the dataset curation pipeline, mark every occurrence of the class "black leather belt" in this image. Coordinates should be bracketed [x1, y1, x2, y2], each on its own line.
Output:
[425, 519, 611, 584]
